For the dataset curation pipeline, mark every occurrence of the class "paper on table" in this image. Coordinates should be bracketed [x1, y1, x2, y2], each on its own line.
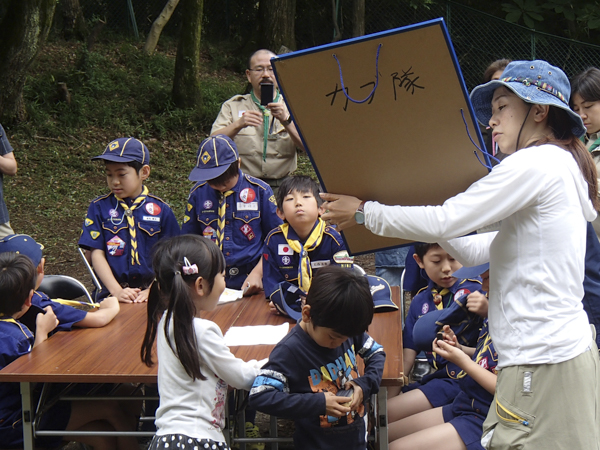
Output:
[224, 322, 290, 346]
[218, 288, 243, 304]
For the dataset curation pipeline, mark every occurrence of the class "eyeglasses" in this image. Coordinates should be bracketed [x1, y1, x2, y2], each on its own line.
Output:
[248, 66, 274, 74]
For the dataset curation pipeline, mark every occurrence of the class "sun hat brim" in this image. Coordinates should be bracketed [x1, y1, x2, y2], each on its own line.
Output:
[470, 63, 586, 138]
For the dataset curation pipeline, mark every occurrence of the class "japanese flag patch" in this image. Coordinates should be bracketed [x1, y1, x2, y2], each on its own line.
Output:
[239, 188, 256, 203]
[145, 203, 161, 215]
[454, 289, 471, 300]
[278, 244, 294, 255]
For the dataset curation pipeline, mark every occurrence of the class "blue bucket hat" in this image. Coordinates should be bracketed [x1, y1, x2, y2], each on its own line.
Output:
[470, 60, 586, 138]
[92, 137, 150, 165]
[413, 289, 483, 352]
[452, 263, 489, 280]
[0, 234, 44, 267]
[189, 135, 239, 182]
[367, 275, 398, 313]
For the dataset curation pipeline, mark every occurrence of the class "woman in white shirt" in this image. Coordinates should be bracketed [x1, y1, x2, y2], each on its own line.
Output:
[321, 60, 600, 449]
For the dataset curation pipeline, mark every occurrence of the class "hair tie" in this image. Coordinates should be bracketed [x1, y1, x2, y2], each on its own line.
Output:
[182, 257, 199, 275]
[175, 270, 181, 276]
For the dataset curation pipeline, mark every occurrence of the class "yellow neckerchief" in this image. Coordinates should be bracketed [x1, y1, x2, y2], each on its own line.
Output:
[280, 218, 326, 292]
[250, 89, 281, 161]
[115, 185, 149, 266]
[431, 287, 451, 310]
[216, 190, 235, 250]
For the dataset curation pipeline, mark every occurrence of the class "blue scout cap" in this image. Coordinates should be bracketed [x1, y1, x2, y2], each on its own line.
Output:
[452, 263, 489, 280]
[189, 134, 239, 182]
[412, 289, 482, 352]
[272, 281, 303, 321]
[92, 137, 150, 165]
[0, 234, 44, 267]
[367, 275, 398, 313]
[470, 60, 586, 138]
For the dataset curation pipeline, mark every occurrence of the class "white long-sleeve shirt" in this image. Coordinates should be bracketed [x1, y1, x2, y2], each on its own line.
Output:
[154, 315, 261, 441]
[365, 144, 596, 368]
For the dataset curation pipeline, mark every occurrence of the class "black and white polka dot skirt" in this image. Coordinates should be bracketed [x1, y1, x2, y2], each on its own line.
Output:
[148, 434, 230, 450]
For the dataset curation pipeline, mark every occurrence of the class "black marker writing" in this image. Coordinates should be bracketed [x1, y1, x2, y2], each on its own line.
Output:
[325, 83, 350, 111]
[391, 67, 425, 98]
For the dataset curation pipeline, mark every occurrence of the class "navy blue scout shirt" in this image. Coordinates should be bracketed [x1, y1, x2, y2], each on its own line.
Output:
[0, 318, 35, 447]
[262, 222, 349, 299]
[78, 189, 180, 298]
[182, 170, 282, 283]
[31, 291, 86, 332]
[249, 324, 385, 450]
[404, 278, 482, 368]
[453, 318, 497, 417]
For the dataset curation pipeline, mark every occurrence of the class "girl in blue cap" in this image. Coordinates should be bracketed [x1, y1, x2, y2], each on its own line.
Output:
[321, 60, 600, 449]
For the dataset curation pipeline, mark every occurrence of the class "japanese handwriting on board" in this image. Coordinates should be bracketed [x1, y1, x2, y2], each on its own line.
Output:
[325, 68, 424, 111]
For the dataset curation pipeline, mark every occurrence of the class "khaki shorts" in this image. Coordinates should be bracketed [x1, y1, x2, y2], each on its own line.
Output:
[0, 222, 15, 239]
[482, 340, 600, 449]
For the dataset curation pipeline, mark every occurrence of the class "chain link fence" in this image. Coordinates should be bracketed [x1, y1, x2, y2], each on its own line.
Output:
[71, 0, 600, 90]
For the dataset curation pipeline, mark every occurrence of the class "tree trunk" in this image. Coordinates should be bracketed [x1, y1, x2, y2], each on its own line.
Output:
[60, 0, 88, 41]
[259, 0, 296, 51]
[172, 0, 203, 109]
[0, 0, 58, 123]
[143, 0, 180, 55]
[352, 0, 365, 37]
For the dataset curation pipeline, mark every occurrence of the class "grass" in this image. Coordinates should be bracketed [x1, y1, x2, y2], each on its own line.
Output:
[5, 37, 318, 280]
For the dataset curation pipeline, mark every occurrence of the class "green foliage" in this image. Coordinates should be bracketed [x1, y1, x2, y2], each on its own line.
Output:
[502, 0, 544, 29]
[22, 40, 246, 139]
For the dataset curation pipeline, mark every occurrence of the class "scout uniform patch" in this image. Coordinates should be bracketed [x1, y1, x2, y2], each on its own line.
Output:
[107, 235, 126, 256]
[145, 203, 161, 215]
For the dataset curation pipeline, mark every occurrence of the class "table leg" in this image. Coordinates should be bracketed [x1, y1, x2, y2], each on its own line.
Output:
[377, 387, 388, 450]
[21, 381, 34, 450]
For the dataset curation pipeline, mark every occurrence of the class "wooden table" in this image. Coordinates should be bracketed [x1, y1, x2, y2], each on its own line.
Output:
[0, 288, 404, 449]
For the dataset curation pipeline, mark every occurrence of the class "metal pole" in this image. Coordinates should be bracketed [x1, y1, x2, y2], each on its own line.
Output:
[127, 0, 139, 39]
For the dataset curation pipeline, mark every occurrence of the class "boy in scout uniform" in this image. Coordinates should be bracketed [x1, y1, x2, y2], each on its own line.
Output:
[79, 137, 180, 303]
[262, 176, 352, 316]
[182, 134, 282, 294]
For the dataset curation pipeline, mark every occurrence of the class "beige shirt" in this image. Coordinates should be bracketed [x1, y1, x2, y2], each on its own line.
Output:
[211, 94, 297, 180]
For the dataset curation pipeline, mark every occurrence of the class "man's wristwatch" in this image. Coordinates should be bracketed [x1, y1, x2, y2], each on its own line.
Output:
[281, 115, 292, 126]
[354, 201, 366, 225]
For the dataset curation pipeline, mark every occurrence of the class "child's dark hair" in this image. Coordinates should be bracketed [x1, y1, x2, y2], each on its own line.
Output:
[141, 234, 226, 380]
[413, 243, 441, 261]
[105, 160, 145, 172]
[305, 265, 373, 337]
[275, 175, 322, 211]
[208, 161, 239, 186]
[571, 67, 600, 103]
[0, 253, 36, 316]
[483, 58, 511, 83]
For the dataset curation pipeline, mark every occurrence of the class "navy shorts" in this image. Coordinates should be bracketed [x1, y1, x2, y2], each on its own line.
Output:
[442, 392, 488, 450]
[417, 377, 461, 408]
[149, 434, 230, 450]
